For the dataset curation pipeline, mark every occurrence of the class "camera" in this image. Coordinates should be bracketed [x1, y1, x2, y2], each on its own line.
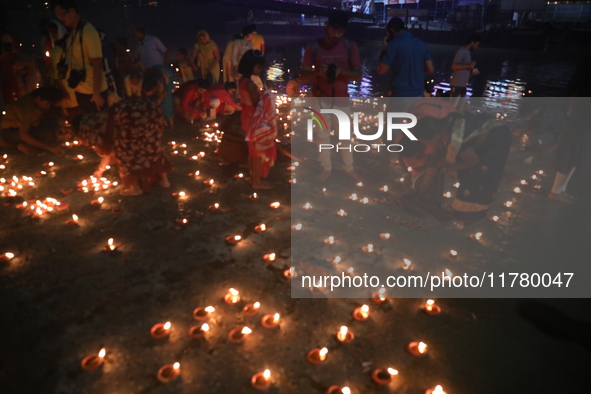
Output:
[57, 58, 68, 80]
[68, 69, 86, 89]
[326, 64, 338, 84]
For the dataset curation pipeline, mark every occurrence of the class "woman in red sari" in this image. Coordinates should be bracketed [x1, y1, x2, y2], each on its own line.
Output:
[237, 49, 277, 189]
[73, 97, 172, 196]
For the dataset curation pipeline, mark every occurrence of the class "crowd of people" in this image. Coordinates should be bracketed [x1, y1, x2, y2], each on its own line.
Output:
[0, 2, 588, 225]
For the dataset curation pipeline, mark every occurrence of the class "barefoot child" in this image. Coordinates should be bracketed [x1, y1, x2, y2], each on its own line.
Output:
[237, 49, 276, 189]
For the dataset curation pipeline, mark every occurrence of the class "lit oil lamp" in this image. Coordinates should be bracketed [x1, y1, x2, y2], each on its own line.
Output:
[426, 385, 447, 394]
[443, 191, 452, 198]
[446, 249, 458, 260]
[380, 233, 391, 240]
[324, 236, 335, 245]
[407, 341, 428, 356]
[520, 179, 528, 185]
[531, 174, 538, 180]
[176, 218, 189, 227]
[225, 235, 242, 245]
[90, 197, 104, 206]
[336, 326, 354, 343]
[254, 223, 266, 233]
[157, 362, 181, 383]
[193, 306, 215, 321]
[423, 299, 441, 315]
[469, 232, 483, 242]
[292, 223, 303, 231]
[208, 203, 220, 212]
[349, 193, 358, 201]
[513, 187, 522, 194]
[0, 252, 15, 264]
[269, 202, 281, 209]
[261, 313, 280, 329]
[103, 238, 117, 253]
[356, 182, 363, 187]
[371, 289, 387, 304]
[380, 185, 389, 192]
[306, 347, 328, 365]
[188, 323, 209, 339]
[235, 173, 244, 179]
[262, 253, 276, 263]
[42, 161, 54, 168]
[371, 367, 398, 385]
[490, 215, 499, 222]
[249, 193, 258, 200]
[337, 209, 347, 217]
[402, 258, 412, 270]
[327, 386, 350, 394]
[203, 179, 215, 186]
[150, 321, 172, 339]
[74, 154, 84, 162]
[303, 202, 312, 210]
[15, 201, 28, 210]
[362, 244, 374, 253]
[537, 170, 544, 175]
[360, 197, 369, 204]
[251, 369, 272, 390]
[504, 200, 513, 208]
[81, 348, 106, 371]
[65, 214, 79, 226]
[283, 267, 296, 280]
[453, 182, 460, 188]
[352, 304, 370, 321]
[243, 302, 261, 317]
[35, 170, 47, 177]
[224, 288, 241, 304]
[228, 326, 252, 343]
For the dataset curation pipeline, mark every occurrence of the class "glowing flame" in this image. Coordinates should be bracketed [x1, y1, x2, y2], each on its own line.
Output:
[164, 322, 171, 330]
[445, 269, 453, 277]
[202, 323, 210, 332]
[173, 362, 180, 370]
[72, 214, 78, 221]
[319, 347, 328, 358]
[492, 216, 499, 222]
[418, 342, 427, 353]
[341, 388, 351, 394]
[474, 232, 482, 241]
[4, 253, 14, 259]
[98, 197, 104, 203]
[263, 369, 271, 379]
[259, 224, 266, 231]
[361, 305, 369, 313]
[205, 306, 215, 313]
[350, 193, 358, 201]
[337, 209, 346, 216]
[234, 235, 241, 241]
[433, 385, 446, 394]
[273, 313, 280, 322]
[366, 244, 373, 252]
[98, 348, 106, 358]
[107, 238, 115, 250]
[293, 223, 302, 230]
[326, 236, 335, 244]
[230, 288, 239, 295]
[450, 250, 458, 257]
[253, 302, 261, 308]
[387, 368, 398, 376]
[357, 182, 363, 187]
[403, 258, 412, 269]
[267, 253, 276, 261]
[303, 202, 312, 209]
[333, 256, 341, 264]
[513, 187, 521, 193]
[77, 155, 83, 160]
[241, 326, 252, 335]
[270, 202, 280, 208]
[179, 191, 186, 197]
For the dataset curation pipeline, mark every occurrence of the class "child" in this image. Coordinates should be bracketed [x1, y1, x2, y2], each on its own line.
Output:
[177, 48, 195, 83]
[238, 49, 276, 189]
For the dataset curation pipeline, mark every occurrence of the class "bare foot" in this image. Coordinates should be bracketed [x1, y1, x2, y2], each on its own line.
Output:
[317, 170, 331, 181]
[251, 180, 272, 189]
[345, 170, 363, 183]
[120, 187, 143, 196]
[548, 192, 574, 204]
[17, 143, 39, 155]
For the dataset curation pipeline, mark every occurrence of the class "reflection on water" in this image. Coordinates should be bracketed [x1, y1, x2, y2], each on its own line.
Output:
[263, 40, 575, 98]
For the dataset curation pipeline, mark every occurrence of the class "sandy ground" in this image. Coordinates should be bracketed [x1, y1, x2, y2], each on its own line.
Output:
[1, 108, 591, 393]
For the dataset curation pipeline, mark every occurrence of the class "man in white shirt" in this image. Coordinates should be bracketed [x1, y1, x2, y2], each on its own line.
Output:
[131, 24, 168, 69]
[450, 34, 480, 97]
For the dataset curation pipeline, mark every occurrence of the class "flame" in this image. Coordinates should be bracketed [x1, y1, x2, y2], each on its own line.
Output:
[433, 385, 445, 394]
[273, 313, 280, 322]
[234, 235, 241, 241]
[259, 224, 266, 231]
[179, 191, 186, 197]
[173, 362, 180, 370]
[361, 305, 369, 313]
[387, 367, 398, 375]
[327, 236, 335, 244]
[5, 253, 14, 259]
[340, 326, 348, 336]
[253, 302, 261, 309]
[252, 193, 257, 199]
[450, 250, 458, 256]
[475, 232, 482, 240]
[319, 347, 328, 357]
[492, 216, 499, 222]
[163, 321, 171, 330]
[341, 388, 351, 394]
[304, 202, 312, 209]
[366, 244, 373, 252]
[229, 288, 239, 296]
[350, 193, 358, 200]
[427, 299, 435, 306]
[98, 197, 104, 203]
[72, 214, 78, 221]
[45, 50, 50, 57]
[294, 223, 302, 230]
[357, 182, 363, 187]
[267, 253, 276, 261]
[403, 258, 412, 269]
[202, 323, 210, 332]
[241, 326, 252, 335]
[418, 342, 427, 353]
[182, 219, 188, 224]
[333, 256, 341, 264]
[270, 202, 280, 208]
[98, 348, 106, 358]
[77, 155, 83, 160]
[205, 306, 215, 313]
[445, 269, 453, 277]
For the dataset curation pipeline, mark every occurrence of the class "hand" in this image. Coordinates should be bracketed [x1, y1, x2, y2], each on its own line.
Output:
[91, 93, 105, 111]
[469, 61, 477, 69]
[471, 68, 480, 76]
[48, 146, 64, 156]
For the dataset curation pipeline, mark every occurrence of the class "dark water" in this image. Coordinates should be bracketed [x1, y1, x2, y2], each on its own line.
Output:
[262, 39, 577, 98]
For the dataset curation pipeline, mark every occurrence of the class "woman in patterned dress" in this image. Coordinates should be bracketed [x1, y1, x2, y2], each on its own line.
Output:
[73, 97, 172, 196]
